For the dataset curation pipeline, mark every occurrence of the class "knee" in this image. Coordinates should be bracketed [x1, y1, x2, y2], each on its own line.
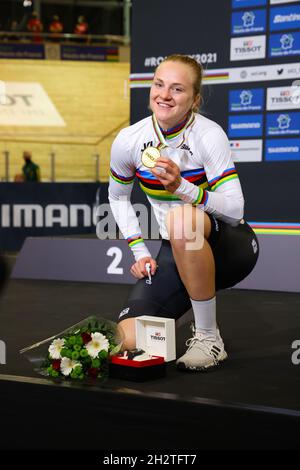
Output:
[166, 205, 205, 250]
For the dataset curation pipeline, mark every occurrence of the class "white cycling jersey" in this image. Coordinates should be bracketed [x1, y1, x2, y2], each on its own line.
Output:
[109, 112, 244, 261]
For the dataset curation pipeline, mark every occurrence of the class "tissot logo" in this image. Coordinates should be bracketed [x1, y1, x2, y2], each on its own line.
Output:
[267, 86, 300, 110]
[0, 94, 33, 106]
[0, 204, 94, 228]
[272, 89, 294, 104]
[0, 82, 65, 126]
[230, 35, 266, 61]
[150, 333, 166, 341]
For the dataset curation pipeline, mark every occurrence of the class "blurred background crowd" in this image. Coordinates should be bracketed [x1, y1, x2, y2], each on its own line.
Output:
[0, 0, 126, 41]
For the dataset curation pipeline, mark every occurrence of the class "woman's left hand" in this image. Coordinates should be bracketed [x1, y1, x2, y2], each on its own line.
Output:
[151, 157, 181, 193]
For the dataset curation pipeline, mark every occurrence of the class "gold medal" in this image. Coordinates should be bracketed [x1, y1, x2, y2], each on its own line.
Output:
[141, 146, 160, 168]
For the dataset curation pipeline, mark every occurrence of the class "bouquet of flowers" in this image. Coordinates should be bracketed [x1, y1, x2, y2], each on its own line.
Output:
[20, 316, 123, 380]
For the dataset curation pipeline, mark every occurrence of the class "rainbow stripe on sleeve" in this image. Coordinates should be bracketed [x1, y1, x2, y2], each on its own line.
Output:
[193, 187, 208, 206]
[127, 234, 145, 247]
[136, 168, 210, 201]
[110, 168, 135, 185]
[209, 168, 238, 191]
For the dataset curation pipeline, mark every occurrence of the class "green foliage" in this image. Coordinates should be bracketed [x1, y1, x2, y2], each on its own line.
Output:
[42, 316, 121, 381]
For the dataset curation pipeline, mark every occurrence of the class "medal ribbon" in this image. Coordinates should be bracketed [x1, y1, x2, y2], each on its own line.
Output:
[152, 112, 195, 150]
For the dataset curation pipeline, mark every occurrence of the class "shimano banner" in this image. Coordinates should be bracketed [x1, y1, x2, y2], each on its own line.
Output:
[0, 183, 103, 251]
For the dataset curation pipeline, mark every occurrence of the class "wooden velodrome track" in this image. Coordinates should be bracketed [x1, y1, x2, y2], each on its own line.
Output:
[0, 59, 130, 182]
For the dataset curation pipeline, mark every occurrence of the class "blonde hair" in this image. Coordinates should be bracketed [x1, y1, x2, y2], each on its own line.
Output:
[156, 54, 203, 111]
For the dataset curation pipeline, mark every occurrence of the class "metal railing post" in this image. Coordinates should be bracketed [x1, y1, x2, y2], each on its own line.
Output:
[34, 0, 41, 18]
[123, 0, 131, 45]
[50, 151, 55, 182]
[3, 151, 9, 182]
[94, 153, 100, 182]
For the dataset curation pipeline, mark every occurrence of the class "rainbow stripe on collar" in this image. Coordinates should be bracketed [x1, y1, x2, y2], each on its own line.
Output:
[152, 112, 195, 146]
[161, 114, 190, 140]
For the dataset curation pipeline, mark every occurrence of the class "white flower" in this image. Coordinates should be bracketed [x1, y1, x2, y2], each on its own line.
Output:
[85, 332, 109, 358]
[60, 357, 81, 376]
[48, 338, 65, 359]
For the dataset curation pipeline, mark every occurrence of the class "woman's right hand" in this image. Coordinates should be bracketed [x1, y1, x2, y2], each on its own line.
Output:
[130, 257, 157, 279]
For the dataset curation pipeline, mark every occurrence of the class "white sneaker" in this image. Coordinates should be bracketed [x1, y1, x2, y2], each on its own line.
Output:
[176, 328, 228, 371]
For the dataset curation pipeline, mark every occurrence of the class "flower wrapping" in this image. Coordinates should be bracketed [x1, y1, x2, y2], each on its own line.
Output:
[20, 316, 123, 380]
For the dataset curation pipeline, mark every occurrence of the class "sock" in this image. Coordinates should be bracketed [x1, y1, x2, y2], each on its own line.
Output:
[190, 296, 217, 337]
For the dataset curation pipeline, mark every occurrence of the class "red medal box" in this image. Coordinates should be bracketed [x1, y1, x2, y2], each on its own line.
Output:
[109, 355, 166, 382]
[108, 315, 175, 381]
[110, 355, 164, 367]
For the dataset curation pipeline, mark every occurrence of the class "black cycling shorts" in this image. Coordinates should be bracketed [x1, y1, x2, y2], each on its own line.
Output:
[118, 216, 259, 322]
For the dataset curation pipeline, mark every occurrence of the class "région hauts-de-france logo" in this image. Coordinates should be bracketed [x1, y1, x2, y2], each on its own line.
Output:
[240, 90, 253, 105]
